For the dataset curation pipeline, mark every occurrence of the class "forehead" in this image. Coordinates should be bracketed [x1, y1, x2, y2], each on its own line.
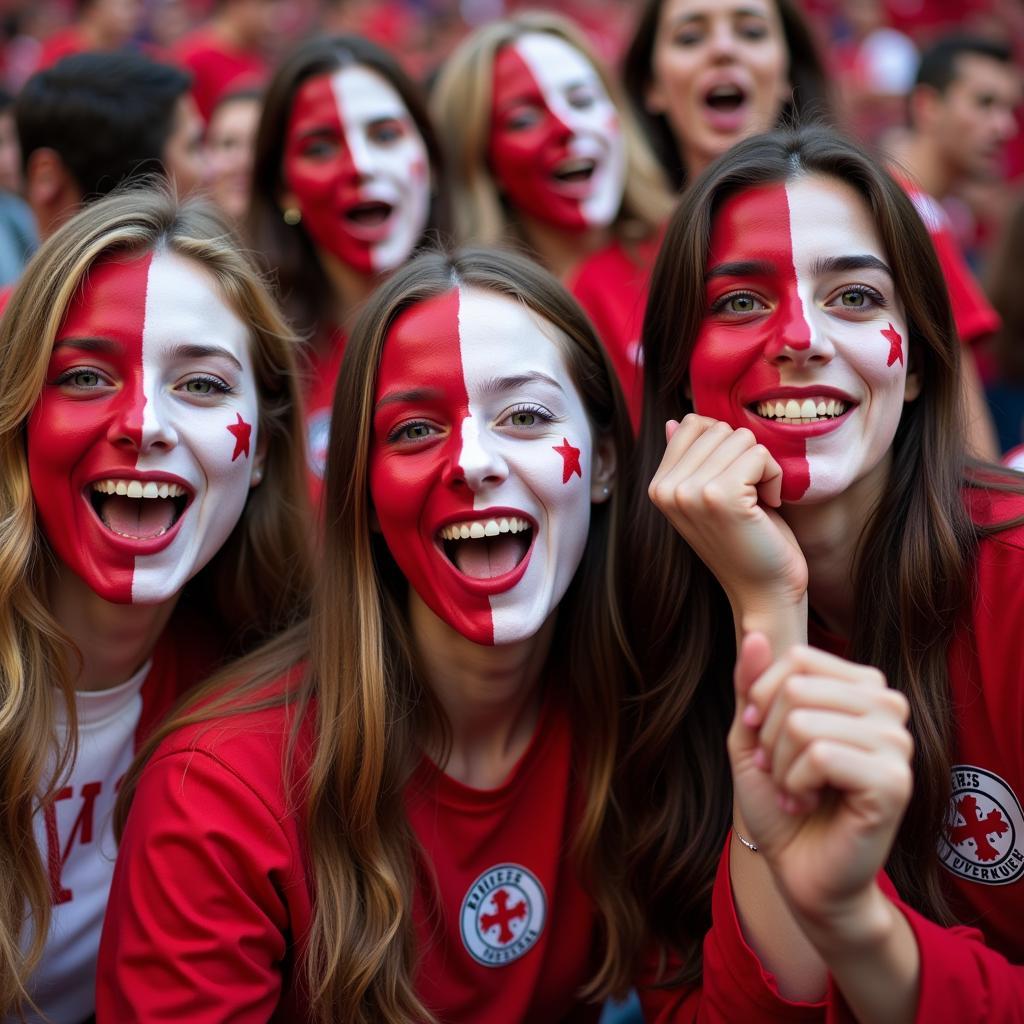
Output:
[659, 0, 781, 24]
[710, 174, 885, 262]
[333, 65, 411, 123]
[951, 53, 1021, 98]
[377, 286, 574, 386]
[58, 249, 251, 360]
[497, 33, 599, 97]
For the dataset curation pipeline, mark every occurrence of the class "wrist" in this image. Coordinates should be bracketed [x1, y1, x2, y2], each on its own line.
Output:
[730, 594, 808, 653]
[794, 883, 897, 961]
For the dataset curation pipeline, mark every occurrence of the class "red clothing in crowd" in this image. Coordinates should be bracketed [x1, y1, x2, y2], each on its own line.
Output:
[170, 28, 266, 122]
[36, 26, 91, 70]
[686, 489, 1024, 1023]
[568, 233, 663, 433]
[300, 328, 347, 510]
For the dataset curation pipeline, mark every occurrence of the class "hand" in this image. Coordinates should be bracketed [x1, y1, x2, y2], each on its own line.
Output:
[647, 414, 807, 613]
[729, 634, 913, 941]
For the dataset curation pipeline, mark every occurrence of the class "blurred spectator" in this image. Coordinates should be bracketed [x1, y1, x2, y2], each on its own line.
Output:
[170, 0, 278, 121]
[0, 87, 24, 193]
[0, 88, 36, 287]
[37, 0, 142, 69]
[205, 84, 261, 223]
[16, 50, 204, 241]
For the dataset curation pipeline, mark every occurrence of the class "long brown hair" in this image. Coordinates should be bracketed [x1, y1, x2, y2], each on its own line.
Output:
[120, 247, 641, 1023]
[0, 186, 313, 1015]
[622, 0, 835, 191]
[430, 11, 674, 255]
[247, 34, 449, 336]
[624, 125, 1024, 983]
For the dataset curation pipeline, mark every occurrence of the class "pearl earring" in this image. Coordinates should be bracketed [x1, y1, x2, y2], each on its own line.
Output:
[283, 208, 301, 226]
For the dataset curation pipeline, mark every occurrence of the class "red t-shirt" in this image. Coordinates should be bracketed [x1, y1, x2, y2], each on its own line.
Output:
[568, 232, 663, 434]
[37, 26, 90, 70]
[170, 28, 266, 122]
[97, 685, 605, 1022]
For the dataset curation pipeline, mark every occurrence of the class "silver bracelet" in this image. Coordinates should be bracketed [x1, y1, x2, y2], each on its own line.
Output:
[734, 827, 759, 853]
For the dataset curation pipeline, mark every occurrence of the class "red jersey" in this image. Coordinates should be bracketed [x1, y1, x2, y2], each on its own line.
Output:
[170, 28, 266, 122]
[568, 233, 662, 434]
[96, 685, 604, 1022]
[685, 489, 1024, 1022]
[896, 177, 1000, 349]
[300, 329, 347, 511]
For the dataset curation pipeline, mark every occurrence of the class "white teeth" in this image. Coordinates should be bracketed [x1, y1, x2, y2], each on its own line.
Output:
[92, 479, 187, 498]
[754, 398, 850, 423]
[440, 517, 532, 541]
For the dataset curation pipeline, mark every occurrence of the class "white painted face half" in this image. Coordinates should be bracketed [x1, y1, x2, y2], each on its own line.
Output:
[512, 33, 626, 228]
[332, 65, 431, 271]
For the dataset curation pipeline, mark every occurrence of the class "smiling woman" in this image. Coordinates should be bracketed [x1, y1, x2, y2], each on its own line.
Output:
[0, 188, 312, 1022]
[95, 247, 652, 1024]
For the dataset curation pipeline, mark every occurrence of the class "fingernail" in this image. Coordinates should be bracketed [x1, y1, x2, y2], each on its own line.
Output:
[743, 705, 761, 727]
[752, 747, 768, 771]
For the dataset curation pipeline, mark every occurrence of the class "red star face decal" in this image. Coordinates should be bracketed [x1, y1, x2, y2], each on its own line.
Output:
[882, 322, 904, 367]
[553, 437, 582, 484]
[227, 412, 252, 461]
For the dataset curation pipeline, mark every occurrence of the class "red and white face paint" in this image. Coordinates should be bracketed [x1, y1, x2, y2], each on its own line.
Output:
[691, 174, 913, 503]
[369, 287, 595, 646]
[488, 33, 626, 232]
[27, 251, 260, 604]
[282, 66, 430, 274]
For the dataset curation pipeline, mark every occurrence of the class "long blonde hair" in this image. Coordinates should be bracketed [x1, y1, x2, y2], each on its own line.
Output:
[0, 187, 313, 1014]
[120, 247, 641, 1023]
[431, 11, 673, 255]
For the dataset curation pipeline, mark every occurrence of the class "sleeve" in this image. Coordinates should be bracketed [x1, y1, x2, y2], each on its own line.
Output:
[637, 837, 1024, 1023]
[96, 746, 295, 1023]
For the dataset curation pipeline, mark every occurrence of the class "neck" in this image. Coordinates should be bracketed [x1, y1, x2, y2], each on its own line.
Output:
[518, 215, 609, 281]
[890, 134, 952, 198]
[409, 594, 553, 789]
[48, 564, 178, 692]
[779, 459, 891, 639]
[317, 248, 379, 335]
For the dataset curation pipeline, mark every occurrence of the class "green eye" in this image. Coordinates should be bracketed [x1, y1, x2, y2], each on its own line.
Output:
[74, 370, 101, 387]
[184, 379, 214, 395]
[404, 423, 432, 439]
[728, 295, 756, 312]
[510, 411, 536, 426]
[841, 290, 866, 307]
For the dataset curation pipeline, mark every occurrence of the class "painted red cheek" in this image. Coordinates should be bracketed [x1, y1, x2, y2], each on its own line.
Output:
[26, 252, 153, 602]
[369, 289, 494, 642]
[488, 46, 586, 230]
[227, 413, 251, 461]
[882, 322, 904, 367]
[690, 184, 810, 501]
[552, 437, 581, 483]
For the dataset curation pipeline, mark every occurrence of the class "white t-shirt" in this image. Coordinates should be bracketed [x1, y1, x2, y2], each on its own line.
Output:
[20, 662, 149, 1024]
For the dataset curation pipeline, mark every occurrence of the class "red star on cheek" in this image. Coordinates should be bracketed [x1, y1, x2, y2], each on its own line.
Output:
[553, 437, 582, 484]
[227, 413, 252, 461]
[882, 322, 904, 367]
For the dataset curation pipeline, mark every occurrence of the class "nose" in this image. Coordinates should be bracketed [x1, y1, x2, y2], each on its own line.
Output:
[763, 289, 834, 367]
[106, 383, 178, 453]
[707, 20, 740, 61]
[442, 415, 508, 491]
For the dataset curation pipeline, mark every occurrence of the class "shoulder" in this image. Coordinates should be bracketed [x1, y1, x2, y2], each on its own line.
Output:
[965, 486, 1024, 546]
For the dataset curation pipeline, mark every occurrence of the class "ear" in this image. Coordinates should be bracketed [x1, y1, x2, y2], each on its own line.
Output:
[26, 147, 76, 208]
[644, 77, 668, 116]
[589, 432, 617, 504]
[909, 85, 940, 132]
[249, 426, 269, 488]
[903, 368, 922, 402]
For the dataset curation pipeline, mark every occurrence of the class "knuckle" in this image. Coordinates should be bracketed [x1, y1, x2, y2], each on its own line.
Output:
[864, 667, 887, 689]
[734, 427, 756, 446]
[701, 481, 730, 509]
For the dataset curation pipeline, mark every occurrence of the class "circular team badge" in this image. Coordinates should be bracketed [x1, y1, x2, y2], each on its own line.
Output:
[460, 863, 546, 967]
[938, 765, 1024, 885]
[307, 410, 331, 479]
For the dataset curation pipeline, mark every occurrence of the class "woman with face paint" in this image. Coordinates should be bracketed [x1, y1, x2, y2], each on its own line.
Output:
[248, 35, 446, 500]
[431, 13, 674, 431]
[626, 126, 1024, 1020]
[97, 247, 651, 1024]
[0, 189, 312, 1022]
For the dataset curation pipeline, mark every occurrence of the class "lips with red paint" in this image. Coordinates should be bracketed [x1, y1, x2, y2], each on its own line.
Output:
[488, 34, 625, 232]
[435, 507, 536, 592]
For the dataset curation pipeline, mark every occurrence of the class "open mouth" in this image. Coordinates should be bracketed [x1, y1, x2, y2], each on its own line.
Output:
[552, 156, 597, 185]
[89, 478, 190, 540]
[437, 516, 534, 580]
[704, 83, 747, 113]
[345, 200, 394, 228]
[751, 397, 850, 425]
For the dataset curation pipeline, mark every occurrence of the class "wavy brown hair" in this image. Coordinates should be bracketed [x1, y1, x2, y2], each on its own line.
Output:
[622, 0, 835, 191]
[0, 186, 312, 1016]
[247, 33, 449, 337]
[430, 11, 674, 255]
[624, 125, 1024, 984]
[119, 246, 640, 1023]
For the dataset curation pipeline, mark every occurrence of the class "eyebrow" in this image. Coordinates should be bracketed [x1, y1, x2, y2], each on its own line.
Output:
[706, 259, 777, 280]
[52, 336, 122, 354]
[375, 387, 444, 410]
[810, 254, 892, 277]
[169, 344, 244, 371]
[477, 372, 565, 396]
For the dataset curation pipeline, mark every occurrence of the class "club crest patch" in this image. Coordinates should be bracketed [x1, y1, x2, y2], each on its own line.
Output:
[938, 765, 1024, 885]
[459, 863, 546, 967]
